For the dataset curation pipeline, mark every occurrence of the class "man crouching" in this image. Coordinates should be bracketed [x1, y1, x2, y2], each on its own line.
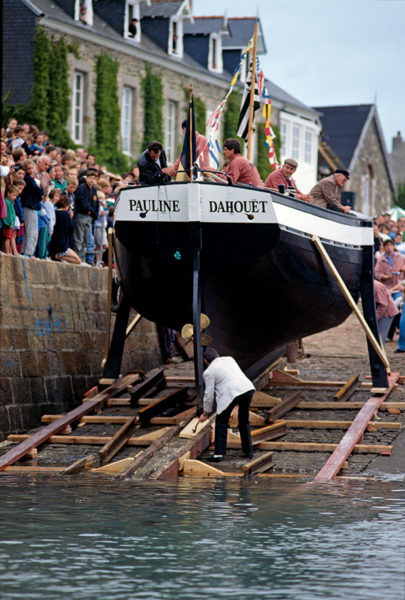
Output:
[199, 347, 255, 462]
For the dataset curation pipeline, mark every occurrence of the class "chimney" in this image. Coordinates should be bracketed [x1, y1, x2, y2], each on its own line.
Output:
[392, 131, 403, 153]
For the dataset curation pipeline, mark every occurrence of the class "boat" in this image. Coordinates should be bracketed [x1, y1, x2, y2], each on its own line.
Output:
[107, 178, 389, 391]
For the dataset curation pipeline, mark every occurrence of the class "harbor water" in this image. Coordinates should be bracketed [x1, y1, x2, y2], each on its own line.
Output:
[0, 476, 404, 600]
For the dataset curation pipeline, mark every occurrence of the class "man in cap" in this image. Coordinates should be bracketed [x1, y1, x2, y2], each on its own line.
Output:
[309, 169, 351, 213]
[199, 347, 255, 462]
[264, 158, 312, 201]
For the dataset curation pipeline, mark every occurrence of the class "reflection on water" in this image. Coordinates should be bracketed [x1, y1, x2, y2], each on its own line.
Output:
[0, 476, 404, 600]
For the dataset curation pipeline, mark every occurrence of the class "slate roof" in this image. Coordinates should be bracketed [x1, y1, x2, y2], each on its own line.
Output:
[141, 1, 183, 18]
[223, 17, 266, 53]
[184, 16, 228, 35]
[313, 104, 372, 168]
[266, 79, 320, 118]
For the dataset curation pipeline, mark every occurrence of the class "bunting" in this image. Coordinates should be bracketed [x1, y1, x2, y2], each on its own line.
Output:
[236, 56, 261, 142]
[262, 86, 280, 171]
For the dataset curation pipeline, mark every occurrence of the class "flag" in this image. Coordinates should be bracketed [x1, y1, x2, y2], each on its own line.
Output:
[236, 57, 261, 142]
[262, 86, 280, 171]
[205, 38, 253, 168]
[176, 95, 197, 181]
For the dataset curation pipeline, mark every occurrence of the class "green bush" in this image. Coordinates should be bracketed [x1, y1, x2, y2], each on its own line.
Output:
[223, 91, 244, 150]
[141, 66, 163, 148]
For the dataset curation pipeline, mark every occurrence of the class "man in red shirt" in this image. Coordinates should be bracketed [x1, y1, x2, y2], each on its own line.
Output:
[264, 158, 312, 201]
[172, 120, 210, 176]
[222, 139, 262, 187]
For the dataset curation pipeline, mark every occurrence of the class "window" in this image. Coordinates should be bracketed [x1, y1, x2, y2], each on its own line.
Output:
[75, 0, 93, 26]
[292, 125, 300, 160]
[166, 101, 177, 164]
[125, 0, 141, 42]
[280, 120, 288, 156]
[208, 34, 223, 73]
[72, 72, 84, 143]
[169, 18, 183, 57]
[304, 129, 312, 163]
[121, 87, 133, 155]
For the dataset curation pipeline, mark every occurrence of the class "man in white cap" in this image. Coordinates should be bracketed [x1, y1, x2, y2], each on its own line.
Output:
[264, 158, 312, 201]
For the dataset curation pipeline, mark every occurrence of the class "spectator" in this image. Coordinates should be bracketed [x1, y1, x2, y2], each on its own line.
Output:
[49, 196, 81, 264]
[73, 168, 99, 262]
[20, 159, 43, 257]
[33, 154, 51, 196]
[12, 148, 27, 167]
[51, 164, 67, 192]
[2, 184, 19, 255]
[94, 191, 108, 264]
[12, 125, 30, 154]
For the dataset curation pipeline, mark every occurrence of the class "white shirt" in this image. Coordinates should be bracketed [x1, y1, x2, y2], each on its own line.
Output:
[202, 356, 255, 415]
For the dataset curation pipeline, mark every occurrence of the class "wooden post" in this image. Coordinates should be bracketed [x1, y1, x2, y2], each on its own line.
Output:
[102, 227, 114, 368]
[246, 22, 258, 161]
[189, 85, 193, 180]
[312, 235, 390, 373]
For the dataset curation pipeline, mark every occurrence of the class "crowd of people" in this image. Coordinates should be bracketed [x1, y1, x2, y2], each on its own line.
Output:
[0, 117, 138, 265]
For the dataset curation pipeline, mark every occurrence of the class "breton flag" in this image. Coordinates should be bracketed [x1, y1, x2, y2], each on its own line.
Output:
[176, 94, 197, 181]
[236, 56, 261, 142]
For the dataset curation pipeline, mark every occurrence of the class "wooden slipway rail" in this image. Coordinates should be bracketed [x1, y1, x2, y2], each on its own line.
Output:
[0, 366, 404, 480]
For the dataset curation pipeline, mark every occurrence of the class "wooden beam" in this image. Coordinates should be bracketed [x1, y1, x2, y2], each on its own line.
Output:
[258, 441, 393, 454]
[315, 372, 400, 480]
[182, 459, 243, 478]
[137, 388, 189, 423]
[266, 391, 302, 422]
[98, 416, 140, 465]
[129, 368, 166, 406]
[92, 457, 136, 475]
[225, 422, 286, 448]
[61, 455, 95, 475]
[229, 407, 266, 428]
[278, 419, 401, 430]
[242, 451, 274, 475]
[334, 374, 360, 401]
[0, 372, 141, 471]
[8, 431, 169, 446]
[2, 466, 64, 473]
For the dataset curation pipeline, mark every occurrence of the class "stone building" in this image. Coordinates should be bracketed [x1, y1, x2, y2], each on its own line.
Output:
[314, 104, 395, 215]
[3, 0, 320, 181]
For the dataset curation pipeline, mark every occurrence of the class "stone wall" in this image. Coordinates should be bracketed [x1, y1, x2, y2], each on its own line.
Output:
[348, 118, 392, 214]
[0, 255, 161, 441]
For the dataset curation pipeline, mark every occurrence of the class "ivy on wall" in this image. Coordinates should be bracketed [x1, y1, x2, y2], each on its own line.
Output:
[255, 123, 281, 180]
[89, 54, 129, 172]
[141, 66, 163, 149]
[2, 27, 73, 148]
[223, 91, 244, 150]
[183, 89, 206, 135]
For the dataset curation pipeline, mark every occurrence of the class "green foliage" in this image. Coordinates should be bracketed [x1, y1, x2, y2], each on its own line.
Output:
[223, 91, 244, 150]
[89, 54, 129, 172]
[397, 183, 405, 209]
[255, 122, 268, 180]
[2, 27, 74, 146]
[141, 66, 163, 148]
[194, 96, 206, 135]
[272, 124, 281, 164]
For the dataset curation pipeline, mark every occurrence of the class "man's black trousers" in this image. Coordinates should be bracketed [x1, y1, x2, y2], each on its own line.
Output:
[214, 390, 254, 457]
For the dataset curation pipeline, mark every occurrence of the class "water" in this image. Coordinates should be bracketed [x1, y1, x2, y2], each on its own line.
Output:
[0, 475, 404, 600]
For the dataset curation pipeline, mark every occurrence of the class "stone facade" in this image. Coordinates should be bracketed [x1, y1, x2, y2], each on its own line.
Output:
[0, 255, 161, 441]
[389, 131, 405, 190]
[347, 118, 392, 215]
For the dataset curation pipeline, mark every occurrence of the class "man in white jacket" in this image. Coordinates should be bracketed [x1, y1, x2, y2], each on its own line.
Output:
[199, 347, 255, 462]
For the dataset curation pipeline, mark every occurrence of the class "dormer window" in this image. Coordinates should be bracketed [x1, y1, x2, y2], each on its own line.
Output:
[125, 0, 141, 42]
[169, 17, 183, 57]
[208, 33, 223, 73]
[75, 0, 93, 26]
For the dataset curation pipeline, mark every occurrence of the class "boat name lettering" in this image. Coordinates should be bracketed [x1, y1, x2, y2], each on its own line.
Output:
[128, 199, 180, 213]
[209, 200, 267, 214]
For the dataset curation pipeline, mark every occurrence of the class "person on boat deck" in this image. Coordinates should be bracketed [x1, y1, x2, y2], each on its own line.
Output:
[220, 139, 263, 187]
[264, 158, 312, 201]
[309, 169, 351, 213]
[199, 347, 255, 463]
[375, 239, 405, 300]
[172, 120, 210, 176]
[138, 141, 173, 185]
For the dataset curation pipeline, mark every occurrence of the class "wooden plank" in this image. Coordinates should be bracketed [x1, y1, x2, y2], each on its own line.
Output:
[0, 372, 141, 471]
[229, 407, 266, 428]
[8, 432, 168, 446]
[2, 466, 64, 473]
[182, 459, 243, 478]
[225, 422, 286, 448]
[129, 368, 166, 406]
[266, 391, 302, 422]
[107, 398, 131, 407]
[137, 388, 189, 423]
[242, 451, 274, 475]
[258, 441, 393, 454]
[92, 457, 136, 475]
[254, 398, 405, 410]
[98, 416, 140, 465]
[180, 416, 214, 439]
[61, 455, 95, 475]
[334, 374, 360, 401]
[315, 372, 400, 480]
[118, 417, 195, 480]
[278, 419, 401, 430]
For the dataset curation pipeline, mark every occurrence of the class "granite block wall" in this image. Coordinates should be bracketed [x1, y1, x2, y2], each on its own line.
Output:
[0, 255, 161, 440]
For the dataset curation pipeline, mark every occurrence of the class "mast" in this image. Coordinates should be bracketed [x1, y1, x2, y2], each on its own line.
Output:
[188, 85, 194, 180]
[246, 22, 258, 162]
